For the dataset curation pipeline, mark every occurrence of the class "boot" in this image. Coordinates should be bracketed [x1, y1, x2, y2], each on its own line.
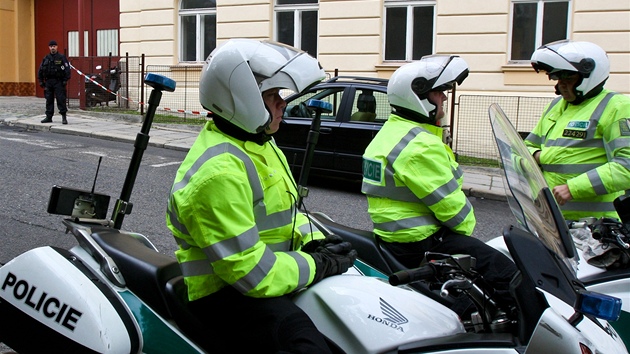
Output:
[62, 114, 68, 125]
[41, 117, 52, 123]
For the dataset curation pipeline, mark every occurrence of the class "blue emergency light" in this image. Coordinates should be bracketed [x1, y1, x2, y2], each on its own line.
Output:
[576, 291, 622, 321]
[306, 99, 333, 114]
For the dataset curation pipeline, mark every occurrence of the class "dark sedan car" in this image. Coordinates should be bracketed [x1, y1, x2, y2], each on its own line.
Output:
[274, 76, 390, 181]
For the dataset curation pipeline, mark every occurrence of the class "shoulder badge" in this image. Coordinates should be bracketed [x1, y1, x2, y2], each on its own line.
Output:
[363, 158, 383, 183]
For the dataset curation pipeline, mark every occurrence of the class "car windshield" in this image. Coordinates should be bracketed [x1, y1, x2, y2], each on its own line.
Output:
[488, 103, 578, 274]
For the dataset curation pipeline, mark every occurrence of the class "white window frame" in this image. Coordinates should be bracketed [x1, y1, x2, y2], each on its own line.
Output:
[383, 0, 436, 62]
[179, 1, 216, 62]
[274, 1, 319, 53]
[508, 0, 571, 63]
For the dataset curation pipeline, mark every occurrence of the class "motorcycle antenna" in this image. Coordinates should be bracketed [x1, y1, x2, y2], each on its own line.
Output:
[91, 156, 103, 196]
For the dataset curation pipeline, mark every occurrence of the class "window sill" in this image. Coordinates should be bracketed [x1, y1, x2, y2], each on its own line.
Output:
[502, 63, 551, 86]
[375, 63, 404, 77]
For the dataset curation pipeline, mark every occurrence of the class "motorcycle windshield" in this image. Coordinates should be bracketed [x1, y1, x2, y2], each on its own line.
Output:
[488, 104, 578, 274]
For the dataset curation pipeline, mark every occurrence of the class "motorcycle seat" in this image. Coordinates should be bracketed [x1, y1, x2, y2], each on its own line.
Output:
[89, 227, 182, 319]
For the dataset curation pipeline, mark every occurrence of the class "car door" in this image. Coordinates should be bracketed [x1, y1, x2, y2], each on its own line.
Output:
[275, 86, 347, 178]
[334, 86, 389, 179]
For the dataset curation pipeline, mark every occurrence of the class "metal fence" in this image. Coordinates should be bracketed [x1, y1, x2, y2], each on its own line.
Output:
[144, 64, 206, 120]
[453, 95, 554, 164]
[67, 55, 144, 111]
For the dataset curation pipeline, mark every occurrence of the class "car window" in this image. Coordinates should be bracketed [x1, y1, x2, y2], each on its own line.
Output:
[284, 88, 345, 121]
[349, 89, 390, 123]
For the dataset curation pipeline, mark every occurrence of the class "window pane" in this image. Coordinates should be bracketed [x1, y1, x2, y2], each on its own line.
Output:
[385, 7, 407, 60]
[68, 31, 79, 57]
[277, 0, 317, 5]
[301, 10, 318, 56]
[97, 29, 118, 56]
[542, 2, 568, 44]
[412, 6, 433, 60]
[181, 0, 216, 9]
[277, 11, 295, 46]
[511, 2, 537, 60]
[182, 15, 197, 61]
[203, 14, 216, 60]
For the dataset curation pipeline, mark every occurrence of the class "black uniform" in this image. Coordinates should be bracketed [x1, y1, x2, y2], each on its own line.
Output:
[38, 52, 71, 121]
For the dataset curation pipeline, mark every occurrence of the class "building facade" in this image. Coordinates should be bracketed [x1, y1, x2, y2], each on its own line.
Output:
[1, 0, 628, 97]
[120, 0, 629, 97]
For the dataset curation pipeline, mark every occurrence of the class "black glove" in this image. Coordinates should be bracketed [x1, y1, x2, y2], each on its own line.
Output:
[39, 81, 45, 88]
[301, 233, 344, 253]
[306, 241, 358, 284]
[62, 81, 67, 87]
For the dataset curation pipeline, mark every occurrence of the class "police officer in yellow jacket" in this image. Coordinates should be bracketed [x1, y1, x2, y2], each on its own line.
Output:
[527, 40, 630, 221]
[362, 56, 516, 308]
[167, 39, 357, 353]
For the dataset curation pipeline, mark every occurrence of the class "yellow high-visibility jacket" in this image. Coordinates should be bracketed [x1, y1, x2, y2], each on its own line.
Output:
[362, 114, 476, 243]
[525, 90, 630, 220]
[167, 121, 323, 301]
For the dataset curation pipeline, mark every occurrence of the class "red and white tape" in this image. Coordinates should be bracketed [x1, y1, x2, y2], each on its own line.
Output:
[70, 65, 209, 116]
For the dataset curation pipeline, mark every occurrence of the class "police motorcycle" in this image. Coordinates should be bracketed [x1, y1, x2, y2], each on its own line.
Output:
[85, 64, 121, 107]
[483, 103, 630, 347]
[0, 76, 625, 354]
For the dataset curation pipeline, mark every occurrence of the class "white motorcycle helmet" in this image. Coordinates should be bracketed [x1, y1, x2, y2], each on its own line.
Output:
[388, 55, 469, 121]
[199, 39, 325, 134]
[531, 40, 609, 101]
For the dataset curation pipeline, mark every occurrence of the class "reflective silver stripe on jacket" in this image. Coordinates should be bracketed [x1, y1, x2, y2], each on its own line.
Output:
[374, 215, 439, 232]
[442, 201, 473, 229]
[203, 226, 259, 262]
[587, 169, 608, 195]
[612, 156, 630, 170]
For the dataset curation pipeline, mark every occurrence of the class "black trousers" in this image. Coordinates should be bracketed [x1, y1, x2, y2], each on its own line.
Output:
[188, 286, 333, 353]
[44, 79, 67, 118]
[380, 230, 517, 306]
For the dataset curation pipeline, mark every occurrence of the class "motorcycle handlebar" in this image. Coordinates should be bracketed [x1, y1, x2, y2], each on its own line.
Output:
[389, 264, 436, 286]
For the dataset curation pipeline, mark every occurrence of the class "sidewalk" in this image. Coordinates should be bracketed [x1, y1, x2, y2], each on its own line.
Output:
[0, 96, 507, 201]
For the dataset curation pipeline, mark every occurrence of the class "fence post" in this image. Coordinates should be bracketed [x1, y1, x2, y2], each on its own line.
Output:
[140, 53, 145, 117]
[448, 84, 457, 149]
[125, 52, 130, 109]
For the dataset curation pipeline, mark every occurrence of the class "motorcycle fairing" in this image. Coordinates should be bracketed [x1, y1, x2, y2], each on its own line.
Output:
[0, 246, 138, 353]
[294, 273, 465, 354]
[118, 290, 205, 354]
